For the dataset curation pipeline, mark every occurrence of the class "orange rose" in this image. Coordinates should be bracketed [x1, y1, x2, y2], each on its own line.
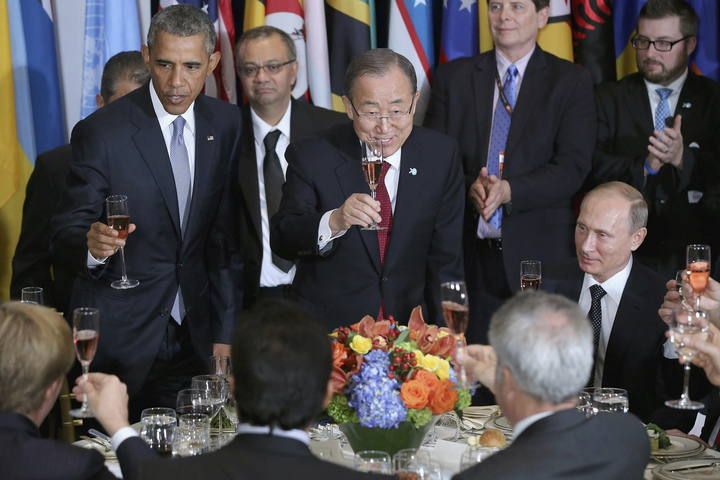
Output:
[401, 379, 430, 409]
[332, 342, 349, 369]
[429, 380, 458, 414]
[413, 369, 440, 391]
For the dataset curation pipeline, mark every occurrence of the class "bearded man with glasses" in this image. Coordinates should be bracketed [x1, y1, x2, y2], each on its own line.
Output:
[271, 48, 464, 331]
[591, 0, 720, 278]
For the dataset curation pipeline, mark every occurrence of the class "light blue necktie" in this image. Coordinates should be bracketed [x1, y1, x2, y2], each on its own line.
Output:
[654, 88, 672, 131]
[487, 64, 518, 230]
[170, 116, 191, 324]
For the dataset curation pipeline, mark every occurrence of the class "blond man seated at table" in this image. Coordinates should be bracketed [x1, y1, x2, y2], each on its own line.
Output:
[0, 302, 151, 480]
[455, 292, 649, 480]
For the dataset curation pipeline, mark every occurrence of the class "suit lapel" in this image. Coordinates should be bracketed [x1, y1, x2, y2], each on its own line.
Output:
[505, 49, 546, 163]
[472, 55, 496, 169]
[238, 106, 262, 244]
[626, 74, 654, 134]
[331, 126, 381, 273]
[290, 98, 315, 140]
[675, 73, 700, 125]
[130, 88, 182, 239]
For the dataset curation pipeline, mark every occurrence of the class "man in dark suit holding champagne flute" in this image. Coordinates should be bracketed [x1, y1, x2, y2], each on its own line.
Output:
[51, 4, 242, 421]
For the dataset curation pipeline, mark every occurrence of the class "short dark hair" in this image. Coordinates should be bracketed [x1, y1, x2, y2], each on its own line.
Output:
[487, 0, 549, 10]
[231, 300, 331, 430]
[344, 48, 417, 98]
[147, 4, 216, 56]
[236, 26, 297, 62]
[100, 51, 149, 103]
[638, 0, 698, 37]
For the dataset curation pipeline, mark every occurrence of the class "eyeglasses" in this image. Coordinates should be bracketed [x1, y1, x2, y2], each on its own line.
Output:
[238, 59, 295, 77]
[349, 97, 416, 123]
[631, 35, 693, 52]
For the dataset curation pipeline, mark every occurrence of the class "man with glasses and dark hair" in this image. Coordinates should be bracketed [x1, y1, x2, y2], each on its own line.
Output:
[234, 26, 346, 308]
[591, 0, 720, 277]
[271, 48, 464, 330]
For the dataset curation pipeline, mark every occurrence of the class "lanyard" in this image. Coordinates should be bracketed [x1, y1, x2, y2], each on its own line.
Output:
[495, 67, 514, 115]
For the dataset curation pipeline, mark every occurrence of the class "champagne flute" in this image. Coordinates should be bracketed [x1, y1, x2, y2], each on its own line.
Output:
[666, 309, 708, 410]
[71, 307, 100, 418]
[520, 260, 542, 291]
[360, 141, 386, 231]
[440, 280, 473, 389]
[106, 195, 139, 290]
[20, 286, 44, 305]
[686, 244, 711, 311]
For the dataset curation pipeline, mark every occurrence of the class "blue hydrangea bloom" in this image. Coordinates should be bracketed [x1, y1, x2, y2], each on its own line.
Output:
[348, 349, 407, 428]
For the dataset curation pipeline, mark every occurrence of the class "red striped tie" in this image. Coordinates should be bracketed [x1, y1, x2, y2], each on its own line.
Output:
[376, 161, 393, 320]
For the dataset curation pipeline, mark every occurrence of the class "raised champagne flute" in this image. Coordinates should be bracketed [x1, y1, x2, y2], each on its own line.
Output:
[440, 280, 473, 389]
[520, 260, 542, 291]
[360, 140, 386, 231]
[71, 307, 100, 418]
[686, 244, 710, 311]
[666, 308, 708, 410]
[106, 195, 139, 289]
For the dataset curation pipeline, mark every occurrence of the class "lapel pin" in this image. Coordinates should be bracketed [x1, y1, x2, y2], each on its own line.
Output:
[682, 102, 692, 109]
[409, 167, 417, 176]
[207, 135, 214, 141]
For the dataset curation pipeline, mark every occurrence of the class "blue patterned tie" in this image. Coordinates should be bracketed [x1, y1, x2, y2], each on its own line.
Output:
[487, 64, 518, 230]
[170, 116, 191, 324]
[654, 88, 672, 131]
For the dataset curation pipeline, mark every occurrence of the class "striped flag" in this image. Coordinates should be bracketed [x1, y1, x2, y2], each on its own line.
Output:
[688, 0, 719, 81]
[439, 0, 479, 63]
[572, 0, 614, 84]
[327, 0, 376, 111]
[304, 0, 332, 108]
[613, 0, 643, 79]
[80, 0, 142, 118]
[388, 0, 434, 123]
[161, 0, 238, 104]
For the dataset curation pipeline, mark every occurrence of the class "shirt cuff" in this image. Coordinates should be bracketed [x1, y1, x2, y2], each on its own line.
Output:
[644, 159, 660, 176]
[87, 251, 107, 268]
[663, 339, 679, 359]
[111, 426, 139, 451]
[318, 209, 347, 250]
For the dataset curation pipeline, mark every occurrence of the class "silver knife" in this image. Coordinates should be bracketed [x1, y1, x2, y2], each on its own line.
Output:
[667, 461, 720, 473]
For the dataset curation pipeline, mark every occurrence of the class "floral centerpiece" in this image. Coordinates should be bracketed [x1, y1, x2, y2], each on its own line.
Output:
[327, 306, 471, 454]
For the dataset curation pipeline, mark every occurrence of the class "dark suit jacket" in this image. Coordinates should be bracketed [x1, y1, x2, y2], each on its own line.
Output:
[11, 144, 74, 313]
[453, 409, 649, 480]
[271, 123, 464, 329]
[592, 72, 720, 273]
[425, 47, 595, 292]
[0, 412, 152, 480]
[138, 433, 387, 479]
[237, 99, 347, 307]
[50, 84, 242, 394]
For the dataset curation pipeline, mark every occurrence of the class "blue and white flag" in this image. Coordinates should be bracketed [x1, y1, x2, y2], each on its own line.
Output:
[440, 0, 478, 63]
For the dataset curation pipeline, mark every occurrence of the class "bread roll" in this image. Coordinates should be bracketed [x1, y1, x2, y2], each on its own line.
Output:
[479, 428, 507, 448]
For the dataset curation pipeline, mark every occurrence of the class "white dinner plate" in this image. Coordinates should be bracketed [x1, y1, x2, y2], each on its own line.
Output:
[652, 435, 705, 458]
[653, 458, 720, 479]
[490, 415, 512, 431]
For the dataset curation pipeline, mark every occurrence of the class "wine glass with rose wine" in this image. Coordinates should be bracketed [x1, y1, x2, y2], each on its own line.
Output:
[686, 244, 710, 312]
[520, 260, 542, 291]
[70, 307, 100, 418]
[360, 141, 386, 231]
[440, 280, 474, 389]
[106, 195, 139, 289]
[666, 308, 708, 410]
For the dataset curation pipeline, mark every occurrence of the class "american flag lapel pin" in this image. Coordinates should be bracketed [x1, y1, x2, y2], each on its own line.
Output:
[207, 135, 214, 141]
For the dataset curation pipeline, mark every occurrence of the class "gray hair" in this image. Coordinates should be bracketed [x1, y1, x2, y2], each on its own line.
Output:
[147, 4, 216, 56]
[236, 26, 297, 62]
[585, 181, 648, 232]
[100, 51, 149, 103]
[344, 48, 417, 99]
[489, 292, 593, 404]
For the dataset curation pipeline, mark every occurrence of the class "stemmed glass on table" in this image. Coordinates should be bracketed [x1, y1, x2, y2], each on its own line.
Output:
[20, 286, 44, 304]
[191, 375, 228, 423]
[140, 407, 176, 457]
[71, 307, 100, 418]
[106, 194, 139, 289]
[520, 260, 542, 291]
[360, 141, 386, 231]
[440, 280, 474, 389]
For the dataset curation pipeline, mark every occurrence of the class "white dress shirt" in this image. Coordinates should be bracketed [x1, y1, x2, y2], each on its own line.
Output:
[88, 81, 196, 267]
[251, 103, 296, 287]
[512, 410, 554, 439]
[317, 145, 402, 249]
[644, 68, 688, 126]
[578, 257, 633, 387]
[235, 423, 310, 445]
[477, 47, 535, 239]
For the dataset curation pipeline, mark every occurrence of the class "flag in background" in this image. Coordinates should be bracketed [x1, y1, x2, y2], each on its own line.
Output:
[479, 0, 573, 61]
[304, 0, 333, 108]
[613, 0, 643, 79]
[688, 0, 719, 81]
[388, 0, 434, 123]
[572, 0, 614, 84]
[81, 0, 142, 119]
[162, 0, 237, 104]
[326, 0, 376, 112]
[439, 0, 478, 63]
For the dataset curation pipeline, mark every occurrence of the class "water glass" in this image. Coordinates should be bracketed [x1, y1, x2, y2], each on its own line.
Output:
[176, 388, 213, 416]
[354, 450, 392, 473]
[140, 407, 176, 457]
[576, 391, 594, 417]
[585, 387, 629, 413]
[393, 448, 432, 475]
[459, 446, 498, 470]
[20, 286, 44, 304]
[173, 413, 210, 457]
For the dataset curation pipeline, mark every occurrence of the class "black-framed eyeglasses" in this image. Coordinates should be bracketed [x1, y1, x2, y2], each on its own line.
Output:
[349, 96, 416, 123]
[631, 35, 693, 52]
[238, 59, 295, 77]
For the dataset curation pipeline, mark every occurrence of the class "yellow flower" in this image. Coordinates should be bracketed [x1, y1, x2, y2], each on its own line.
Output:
[437, 330, 449, 338]
[420, 354, 442, 372]
[414, 351, 424, 365]
[350, 335, 372, 354]
[436, 358, 451, 381]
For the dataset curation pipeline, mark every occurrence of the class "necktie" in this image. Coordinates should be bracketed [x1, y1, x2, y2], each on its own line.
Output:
[263, 130, 293, 273]
[170, 116, 191, 324]
[376, 161, 393, 265]
[588, 284, 607, 356]
[654, 88, 672, 131]
[487, 64, 519, 230]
